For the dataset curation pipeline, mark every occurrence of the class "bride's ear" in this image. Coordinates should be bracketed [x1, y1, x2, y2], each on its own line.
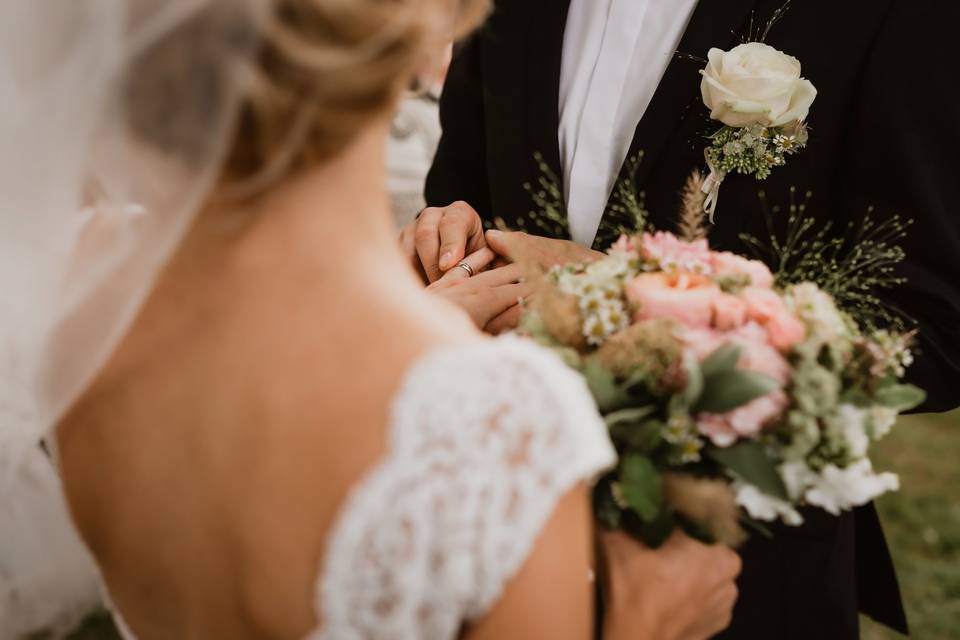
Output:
[409, 43, 453, 98]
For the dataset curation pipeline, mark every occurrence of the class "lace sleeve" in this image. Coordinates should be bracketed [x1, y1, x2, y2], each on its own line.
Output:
[312, 336, 616, 640]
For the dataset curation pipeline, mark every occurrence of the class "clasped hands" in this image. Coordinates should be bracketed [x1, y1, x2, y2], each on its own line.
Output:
[400, 201, 603, 334]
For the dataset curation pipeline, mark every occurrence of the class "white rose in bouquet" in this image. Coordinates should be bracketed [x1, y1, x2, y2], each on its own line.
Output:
[700, 42, 817, 128]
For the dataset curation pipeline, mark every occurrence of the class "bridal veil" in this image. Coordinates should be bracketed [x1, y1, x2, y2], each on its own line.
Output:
[0, 1, 259, 634]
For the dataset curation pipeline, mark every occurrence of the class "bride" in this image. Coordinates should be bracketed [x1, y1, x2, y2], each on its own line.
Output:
[2, 0, 740, 637]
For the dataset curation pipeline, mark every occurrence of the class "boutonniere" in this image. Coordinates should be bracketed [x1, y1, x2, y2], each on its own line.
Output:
[697, 8, 817, 219]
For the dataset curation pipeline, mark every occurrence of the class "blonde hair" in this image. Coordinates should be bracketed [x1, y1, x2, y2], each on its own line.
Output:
[221, 0, 490, 193]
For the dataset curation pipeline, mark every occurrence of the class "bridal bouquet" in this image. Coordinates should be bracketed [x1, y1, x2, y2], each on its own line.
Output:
[519, 192, 925, 547]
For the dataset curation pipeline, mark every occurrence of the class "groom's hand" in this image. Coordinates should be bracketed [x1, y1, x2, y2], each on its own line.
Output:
[400, 201, 487, 284]
[484, 229, 603, 271]
[479, 230, 603, 335]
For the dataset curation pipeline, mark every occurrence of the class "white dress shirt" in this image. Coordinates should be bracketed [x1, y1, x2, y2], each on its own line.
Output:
[559, 0, 699, 246]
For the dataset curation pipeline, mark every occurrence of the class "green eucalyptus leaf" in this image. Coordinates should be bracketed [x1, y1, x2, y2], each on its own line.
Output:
[671, 359, 704, 413]
[740, 515, 774, 539]
[604, 406, 658, 429]
[839, 387, 872, 407]
[584, 359, 631, 413]
[701, 343, 742, 378]
[695, 370, 781, 414]
[619, 454, 663, 522]
[610, 419, 666, 454]
[593, 476, 622, 530]
[874, 384, 926, 412]
[707, 441, 788, 501]
[622, 509, 675, 548]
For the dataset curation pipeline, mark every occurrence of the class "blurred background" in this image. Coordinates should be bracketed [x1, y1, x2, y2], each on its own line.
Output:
[860, 410, 960, 640]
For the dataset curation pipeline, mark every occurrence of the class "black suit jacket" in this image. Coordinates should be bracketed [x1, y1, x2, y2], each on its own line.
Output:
[427, 1, 960, 637]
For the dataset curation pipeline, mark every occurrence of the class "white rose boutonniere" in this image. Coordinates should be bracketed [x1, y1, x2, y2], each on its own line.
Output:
[701, 43, 817, 128]
[696, 30, 817, 219]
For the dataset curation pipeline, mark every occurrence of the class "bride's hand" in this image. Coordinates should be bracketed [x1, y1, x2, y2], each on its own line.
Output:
[601, 530, 741, 640]
[427, 248, 535, 333]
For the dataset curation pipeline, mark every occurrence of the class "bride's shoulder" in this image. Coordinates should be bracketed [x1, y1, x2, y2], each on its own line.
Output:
[383, 333, 617, 499]
[315, 334, 616, 636]
[393, 334, 604, 431]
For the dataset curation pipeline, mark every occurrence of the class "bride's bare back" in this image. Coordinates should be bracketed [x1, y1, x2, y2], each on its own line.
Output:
[56, 149, 613, 639]
[57, 199, 454, 636]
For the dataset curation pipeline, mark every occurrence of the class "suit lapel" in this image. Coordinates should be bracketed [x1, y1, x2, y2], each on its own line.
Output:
[593, 0, 765, 249]
[523, 0, 571, 177]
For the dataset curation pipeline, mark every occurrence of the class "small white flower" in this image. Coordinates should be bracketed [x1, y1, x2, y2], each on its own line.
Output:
[779, 460, 818, 502]
[597, 300, 629, 333]
[735, 483, 804, 526]
[804, 460, 899, 515]
[826, 404, 870, 459]
[788, 283, 850, 344]
[582, 315, 607, 346]
[868, 407, 898, 440]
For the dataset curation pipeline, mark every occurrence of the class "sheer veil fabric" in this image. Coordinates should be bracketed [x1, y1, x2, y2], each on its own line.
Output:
[0, 0, 259, 634]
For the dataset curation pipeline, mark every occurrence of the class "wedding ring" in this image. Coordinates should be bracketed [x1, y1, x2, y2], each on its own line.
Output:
[456, 261, 475, 277]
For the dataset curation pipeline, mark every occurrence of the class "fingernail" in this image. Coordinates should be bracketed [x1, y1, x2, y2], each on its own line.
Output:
[487, 229, 502, 239]
[439, 252, 453, 268]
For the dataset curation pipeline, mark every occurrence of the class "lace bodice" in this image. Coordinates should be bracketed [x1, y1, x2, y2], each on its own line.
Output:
[107, 336, 615, 639]
[310, 336, 616, 640]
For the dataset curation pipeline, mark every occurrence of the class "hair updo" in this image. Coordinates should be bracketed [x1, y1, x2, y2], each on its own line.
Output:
[220, 0, 489, 193]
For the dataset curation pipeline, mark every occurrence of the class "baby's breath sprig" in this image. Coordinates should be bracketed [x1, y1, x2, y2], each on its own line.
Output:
[594, 153, 651, 249]
[743, 0, 793, 44]
[740, 190, 912, 330]
[520, 152, 570, 238]
[705, 121, 809, 183]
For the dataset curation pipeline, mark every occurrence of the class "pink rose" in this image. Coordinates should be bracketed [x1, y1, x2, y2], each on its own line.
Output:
[698, 391, 789, 446]
[640, 231, 713, 274]
[611, 234, 639, 255]
[711, 293, 748, 330]
[711, 252, 775, 288]
[681, 327, 727, 362]
[729, 322, 791, 384]
[741, 286, 785, 321]
[686, 322, 792, 446]
[697, 414, 740, 448]
[765, 312, 807, 352]
[627, 271, 723, 328]
[684, 322, 790, 384]
[740, 287, 806, 352]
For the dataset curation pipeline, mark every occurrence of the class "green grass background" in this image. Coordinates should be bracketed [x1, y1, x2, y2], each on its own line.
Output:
[860, 411, 960, 639]
[65, 413, 960, 640]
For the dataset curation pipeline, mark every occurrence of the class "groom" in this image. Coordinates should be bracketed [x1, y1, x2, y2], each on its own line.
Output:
[408, 0, 960, 638]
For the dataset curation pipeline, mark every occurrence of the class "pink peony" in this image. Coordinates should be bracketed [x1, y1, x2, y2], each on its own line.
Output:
[711, 293, 748, 330]
[711, 252, 775, 288]
[627, 271, 723, 328]
[740, 287, 806, 352]
[640, 231, 713, 274]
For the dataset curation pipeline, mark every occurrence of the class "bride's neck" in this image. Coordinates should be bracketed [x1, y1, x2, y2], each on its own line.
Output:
[252, 122, 397, 261]
[191, 121, 400, 276]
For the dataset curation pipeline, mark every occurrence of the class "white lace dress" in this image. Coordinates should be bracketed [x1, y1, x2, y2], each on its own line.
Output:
[113, 336, 616, 639]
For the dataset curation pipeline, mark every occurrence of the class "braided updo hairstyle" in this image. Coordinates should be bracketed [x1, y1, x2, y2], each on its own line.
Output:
[220, 0, 490, 193]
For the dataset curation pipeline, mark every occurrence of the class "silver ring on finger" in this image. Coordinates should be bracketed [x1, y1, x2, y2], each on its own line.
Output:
[457, 261, 475, 278]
